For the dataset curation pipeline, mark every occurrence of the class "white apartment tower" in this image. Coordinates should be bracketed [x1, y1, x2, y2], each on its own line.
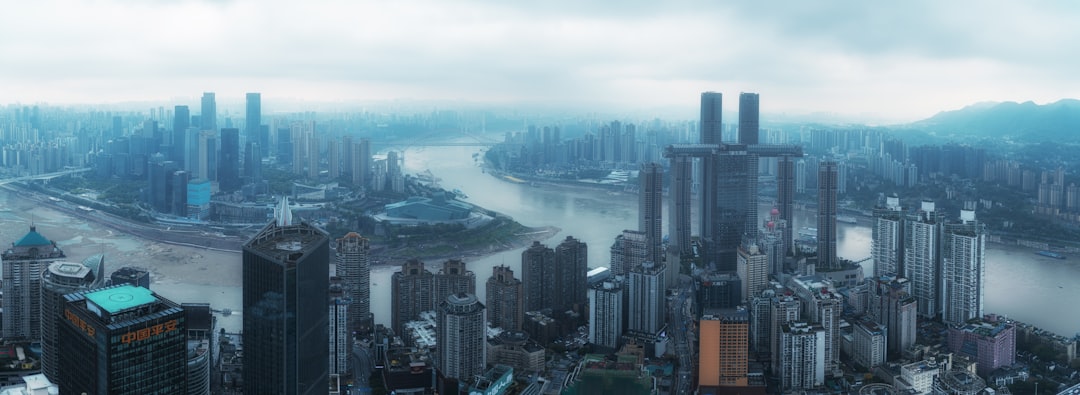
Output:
[941, 209, 987, 326]
[872, 195, 903, 278]
[903, 200, 943, 319]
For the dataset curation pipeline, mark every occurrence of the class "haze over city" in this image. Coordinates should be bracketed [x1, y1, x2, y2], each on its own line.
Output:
[3, 0, 1080, 122]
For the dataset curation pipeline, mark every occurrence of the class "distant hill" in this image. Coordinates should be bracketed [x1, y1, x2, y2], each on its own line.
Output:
[910, 99, 1080, 142]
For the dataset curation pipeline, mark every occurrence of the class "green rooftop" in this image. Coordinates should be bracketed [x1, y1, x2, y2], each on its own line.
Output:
[86, 285, 157, 314]
[14, 227, 52, 247]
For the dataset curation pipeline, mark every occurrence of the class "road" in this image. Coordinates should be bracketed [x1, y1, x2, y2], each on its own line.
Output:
[669, 275, 696, 395]
[351, 342, 374, 394]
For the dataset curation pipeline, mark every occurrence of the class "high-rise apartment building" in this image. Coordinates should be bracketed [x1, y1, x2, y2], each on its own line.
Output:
[433, 259, 476, 313]
[610, 230, 648, 277]
[904, 200, 943, 319]
[737, 243, 768, 303]
[58, 285, 186, 395]
[521, 241, 555, 312]
[200, 92, 216, 131]
[868, 275, 917, 359]
[817, 161, 839, 269]
[941, 209, 986, 326]
[40, 255, 106, 384]
[777, 155, 796, 253]
[851, 320, 887, 369]
[486, 265, 523, 331]
[588, 281, 624, 349]
[779, 322, 826, 392]
[336, 232, 372, 333]
[699, 309, 750, 389]
[627, 261, 666, 334]
[436, 293, 486, 382]
[789, 275, 842, 373]
[3, 226, 65, 341]
[639, 162, 663, 265]
[328, 278, 351, 375]
[242, 198, 330, 394]
[769, 288, 802, 375]
[554, 236, 588, 314]
[391, 259, 433, 336]
[872, 195, 904, 277]
[173, 105, 190, 165]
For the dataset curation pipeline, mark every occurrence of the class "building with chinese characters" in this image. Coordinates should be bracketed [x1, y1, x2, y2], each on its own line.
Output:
[57, 284, 187, 395]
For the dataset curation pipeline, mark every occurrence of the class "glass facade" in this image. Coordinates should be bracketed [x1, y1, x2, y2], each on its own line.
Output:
[58, 285, 186, 395]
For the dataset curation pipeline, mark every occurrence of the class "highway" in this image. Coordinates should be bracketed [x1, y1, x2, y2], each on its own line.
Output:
[669, 275, 696, 395]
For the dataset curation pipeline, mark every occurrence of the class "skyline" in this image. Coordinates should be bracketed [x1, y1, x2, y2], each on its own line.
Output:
[2, 1, 1079, 123]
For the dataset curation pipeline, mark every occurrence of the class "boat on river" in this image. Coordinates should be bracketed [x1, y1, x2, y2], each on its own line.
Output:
[1035, 250, 1067, 260]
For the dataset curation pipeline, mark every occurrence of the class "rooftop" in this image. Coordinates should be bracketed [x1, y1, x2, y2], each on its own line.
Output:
[86, 285, 157, 314]
[14, 226, 52, 247]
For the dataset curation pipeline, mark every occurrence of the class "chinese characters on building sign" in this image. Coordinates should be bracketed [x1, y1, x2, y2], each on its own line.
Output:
[120, 319, 179, 343]
[64, 309, 95, 337]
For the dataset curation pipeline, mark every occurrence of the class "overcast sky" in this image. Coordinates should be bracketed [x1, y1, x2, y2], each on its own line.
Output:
[2, 0, 1077, 122]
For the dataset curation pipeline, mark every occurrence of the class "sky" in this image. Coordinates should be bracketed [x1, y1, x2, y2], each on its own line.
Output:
[1, 0, 1078, 123]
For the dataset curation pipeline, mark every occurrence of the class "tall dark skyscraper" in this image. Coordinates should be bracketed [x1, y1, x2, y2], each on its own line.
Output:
[554, 236, 588, 314]
[218, 128, 241, 192]
[817, 161, 839, 269]
[521, 241, 555, 312]
[639, 162, 663, 265]
[669, 154, 693, 256]
[58, 284, 187, 394]
[336, 232, 371, 333]
[391, 259, 433, 336]
[777, 155, 796, 255]
[40, 256, 105, 384]
[245, 92, 261, 140]
[242, 198, 330, 394]
[173, 105, 190, 165]
[486, 265, 523, 331]
[738, 92, 760, 145]
[200, 92, 216, 131]
[699, 92, 722, 245]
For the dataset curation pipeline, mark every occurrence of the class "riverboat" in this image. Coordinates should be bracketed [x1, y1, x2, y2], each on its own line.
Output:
[1035, 250, 1067, 260]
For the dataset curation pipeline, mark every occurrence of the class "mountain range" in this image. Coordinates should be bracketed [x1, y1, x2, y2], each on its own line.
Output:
[910, 99, 1080, 142]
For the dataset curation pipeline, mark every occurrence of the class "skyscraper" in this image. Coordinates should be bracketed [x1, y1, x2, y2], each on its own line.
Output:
[588, 281, 624, 350]
[639, 162, 663, 265]
[789, 275, 842, 373]
[699, 92, 722, 247]
[521, 241, 555, 312]
[58, 284, 186, 395]
[777, 155, 796, 252]
[40, 256, 105, 384]
[699, 309, 750, 389]
[245, 92, 261, 141]
[3, 226, 65, 341]
[941, 209, 986, 326]
[872, 195, 904, 277]
[486, 265, 523, 331]
[769, 289, 802, 375]
[218, 128, 241, 192]
[669, 154, 693, 256]
[904, 200, 943, 319]
[554, 236, 588, 314]
[779, 322, 826, 392]
[817, 161, 839, 269]
[436, 293, 486, 382]
[869, 276, 917, 359]
[433, 259, 476, 312]
[242, 198, 330, 394]
[200, 92, 216, 131]
[736, 244, 768, 303]
[738, 93, 760, 145]
[329, 278, 351, 375]
[173, 105, 189, 165]
[609, 230, 648, 277]
[391, 259, 433, 336]
[627, 261, 666, 334]
[336, 232, 372, 333]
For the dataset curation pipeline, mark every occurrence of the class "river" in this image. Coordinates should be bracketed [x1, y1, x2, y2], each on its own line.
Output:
[2, 144, 1076, 338]
[371, 145, 1080, 337]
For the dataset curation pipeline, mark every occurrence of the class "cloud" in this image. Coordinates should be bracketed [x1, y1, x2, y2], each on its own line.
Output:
[1, 0, 1077, 122]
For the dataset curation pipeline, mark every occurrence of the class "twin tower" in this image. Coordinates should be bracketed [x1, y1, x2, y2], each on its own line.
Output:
[665, 92, 803, 271]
